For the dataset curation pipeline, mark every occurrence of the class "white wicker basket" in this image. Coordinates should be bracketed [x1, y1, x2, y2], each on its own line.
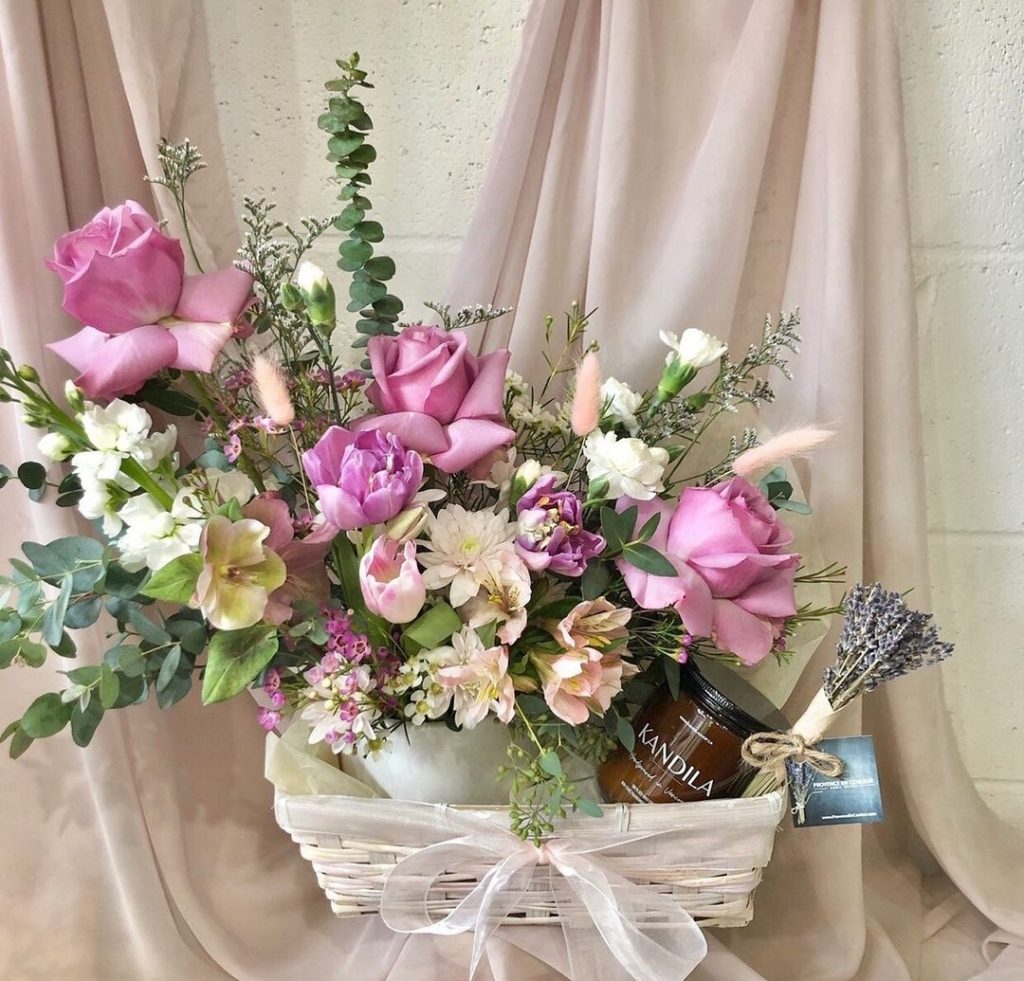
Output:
[274, 788, 787, 929]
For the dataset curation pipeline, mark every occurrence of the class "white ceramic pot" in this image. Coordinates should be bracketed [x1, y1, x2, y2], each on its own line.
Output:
[342, 719, 511, 805]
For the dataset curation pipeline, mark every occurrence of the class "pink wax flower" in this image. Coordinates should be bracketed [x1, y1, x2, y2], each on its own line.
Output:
[301, 427, 423, 530]
[515, 474, 605, 577]
[46, 200, 253, 399]
[358, 537, 427, 624]
[616, 477, 799, 666]
[350, 324, 515, 473]
[243, 494, 336, 624]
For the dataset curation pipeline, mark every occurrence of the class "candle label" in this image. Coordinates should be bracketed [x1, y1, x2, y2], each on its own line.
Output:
[788, 735, 884, 828]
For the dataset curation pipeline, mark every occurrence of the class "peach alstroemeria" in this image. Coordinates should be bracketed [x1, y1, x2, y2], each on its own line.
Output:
[192, 515, 286, 630]
[548, 598, 631, 652]
[533, 649, 605, 725]
[436, 627, 515, 729]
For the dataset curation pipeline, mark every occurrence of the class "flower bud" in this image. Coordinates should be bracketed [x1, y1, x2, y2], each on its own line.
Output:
[384, 505, 429, 544]
[509, 460, 542, 505]
[279, 282, 303, 312]
[653, 329, 727, 406]
[0, 388, 12, 403]
[38, 432, 74, 462]
[295, 261, 336, 326]
[64, 380, 85, 412]
[17, 364, 39, 383]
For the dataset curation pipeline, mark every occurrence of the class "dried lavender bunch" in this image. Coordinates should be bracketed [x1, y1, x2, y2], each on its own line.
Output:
[785, 758, 820, 825]
[823, 583, 954, 711]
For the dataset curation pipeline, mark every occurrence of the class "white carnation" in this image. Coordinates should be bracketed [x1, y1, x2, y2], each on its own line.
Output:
[583, 431, 669, 501]
[600, 377, 642, 435]
[659, 328, 727, 370]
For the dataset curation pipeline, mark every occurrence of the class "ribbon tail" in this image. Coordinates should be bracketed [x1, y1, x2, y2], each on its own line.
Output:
[551, 850, 708, 981]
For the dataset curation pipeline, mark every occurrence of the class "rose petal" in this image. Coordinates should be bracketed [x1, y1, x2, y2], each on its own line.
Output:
[50, 324, 178, 400]
[455, 347, 511, 421]
[429, 417, 516, 473]
[61, 227, 184, 333]
[711, 599, 775, 666]
[175, 267, 254, 322]
[667, 488, 755, 561]
[350, 412, 450, 459]
[167, 321, 234, 372]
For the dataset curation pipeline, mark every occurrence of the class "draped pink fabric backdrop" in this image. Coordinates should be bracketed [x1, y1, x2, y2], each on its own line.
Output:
[2, 1, 1023, 979]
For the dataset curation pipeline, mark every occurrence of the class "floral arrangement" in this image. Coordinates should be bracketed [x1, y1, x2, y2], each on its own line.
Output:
[0, 56, 844, 840]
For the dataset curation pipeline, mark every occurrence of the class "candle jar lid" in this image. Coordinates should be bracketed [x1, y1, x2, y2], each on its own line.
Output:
[682, 657, 790, 737]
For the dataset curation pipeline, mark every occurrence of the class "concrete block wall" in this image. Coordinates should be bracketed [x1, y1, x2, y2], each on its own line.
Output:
[203, 1, 1024, 827]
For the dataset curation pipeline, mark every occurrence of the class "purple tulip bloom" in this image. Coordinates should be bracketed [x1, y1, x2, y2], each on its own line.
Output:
[515, 474, 604, 577]
[302, 427, 423, 531]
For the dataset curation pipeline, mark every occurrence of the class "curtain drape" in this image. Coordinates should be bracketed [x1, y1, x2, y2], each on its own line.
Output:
[2, 1, 1023, 979]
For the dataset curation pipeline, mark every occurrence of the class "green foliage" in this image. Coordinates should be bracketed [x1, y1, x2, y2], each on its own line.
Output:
[141, 554, 202, 603]
[202, 625, 279, 704]
[321, 53, 402, 358]
[758, 466, 812, 515]
[403, 602, 462, 653]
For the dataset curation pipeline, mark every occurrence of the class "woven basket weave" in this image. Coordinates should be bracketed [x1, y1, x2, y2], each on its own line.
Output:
[275, 788, 787, 929]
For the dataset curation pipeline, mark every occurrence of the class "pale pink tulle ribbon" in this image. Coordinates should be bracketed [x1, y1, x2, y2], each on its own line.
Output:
[379, 823, 709, 981]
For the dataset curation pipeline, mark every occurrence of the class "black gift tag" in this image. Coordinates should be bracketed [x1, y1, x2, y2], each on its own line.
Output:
[788, 735, 884, 828]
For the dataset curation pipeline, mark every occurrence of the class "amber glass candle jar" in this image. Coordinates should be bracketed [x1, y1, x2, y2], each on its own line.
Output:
[597, 658, 789, 804]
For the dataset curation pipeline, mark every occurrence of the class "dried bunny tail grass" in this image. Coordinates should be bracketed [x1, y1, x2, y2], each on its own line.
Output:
[570, 351, 602, 437]
[252, 354, 295, 426]
[731, 427, 833, 479]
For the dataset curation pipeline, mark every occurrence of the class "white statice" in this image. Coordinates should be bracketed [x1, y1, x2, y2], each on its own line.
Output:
[418, 504, 517, 607]
[116, 491, 205, 572]
[508, 393, 560, 431]
[37, 432, 73, 462]
[600, 377, 643, 435]
[659, 328, 728, 370]
[583, 430, 669, 501]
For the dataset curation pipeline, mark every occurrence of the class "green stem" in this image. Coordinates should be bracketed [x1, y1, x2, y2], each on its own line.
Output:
[120, 459, 173, 509]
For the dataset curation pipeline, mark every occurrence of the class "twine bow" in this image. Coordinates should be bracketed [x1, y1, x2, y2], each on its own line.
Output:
[741, 731, 845, 778]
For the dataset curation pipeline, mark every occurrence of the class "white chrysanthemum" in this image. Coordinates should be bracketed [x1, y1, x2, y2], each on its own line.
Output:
[583, 430, 669, 501]
[116, 491, 204, 572]
[419, 505, 516, 607]
[81, 399, 152, 454]
[659, 328, 727, 369]
[600, 377, 642, 435]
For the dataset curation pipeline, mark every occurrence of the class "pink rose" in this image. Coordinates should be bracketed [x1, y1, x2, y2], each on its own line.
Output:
[46, 201, 253, 399]
[358, 537, 427, 624]
[351, 324, 515, 473]
[616, 477, 799, 665]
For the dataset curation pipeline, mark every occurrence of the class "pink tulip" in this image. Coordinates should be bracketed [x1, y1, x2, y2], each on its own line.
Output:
[351, 324, 515, 473]
[616, 477, 799, 665]
[46, 201, 253, 399]
[359, 538, 426, 624]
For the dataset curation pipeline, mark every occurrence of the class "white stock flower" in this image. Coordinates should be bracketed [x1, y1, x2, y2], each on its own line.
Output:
[418, 505, 517, 607]
[116, 491, 204, 572]
[583, 431, 668, 501]
[37, 432, 73, 462]
[81, 400, 152, 454]
[600, 377, 642, 435]
[659, 328, 727, 369]
[133, 426, 178, 469]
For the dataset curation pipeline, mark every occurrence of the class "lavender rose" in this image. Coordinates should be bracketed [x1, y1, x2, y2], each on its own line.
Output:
[515, 474, 605, 577]
[45, 200, 252, 399]
[301, 427, 423, 530]
[351, 324, 515, 473]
